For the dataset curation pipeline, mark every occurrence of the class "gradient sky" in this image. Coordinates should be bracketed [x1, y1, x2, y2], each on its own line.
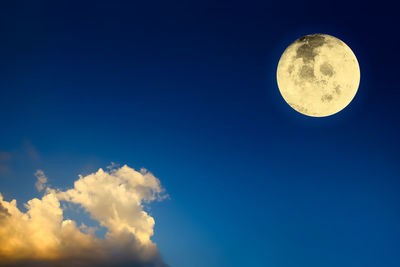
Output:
[1, 1, 400, 266]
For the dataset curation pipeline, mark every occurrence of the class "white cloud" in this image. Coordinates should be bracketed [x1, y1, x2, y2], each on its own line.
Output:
[34, 170, 48, 192]
[0, 165, 168, 267]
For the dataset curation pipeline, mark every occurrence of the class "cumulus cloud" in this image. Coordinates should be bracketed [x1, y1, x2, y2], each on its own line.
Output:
[0, 165, 168, 267]
[34, 170, 48, 192]
[0, 202, 10, 220]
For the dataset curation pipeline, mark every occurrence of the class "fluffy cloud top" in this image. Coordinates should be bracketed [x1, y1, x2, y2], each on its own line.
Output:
[0, 165, 168, 267]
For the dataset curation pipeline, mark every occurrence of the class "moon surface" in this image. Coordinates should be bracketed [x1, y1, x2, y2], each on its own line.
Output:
[276, 34, 360, 117]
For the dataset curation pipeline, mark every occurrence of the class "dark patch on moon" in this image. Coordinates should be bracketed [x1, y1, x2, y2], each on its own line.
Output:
[321, 94, 333, 102]
[296, 44, 317, 63]
[299, 65, 315, 80]
[297, 34, 325, 46]
[320, 62, 334, 76]
[334, 85, 341, 94]
[295, 34, 326, 63]
[319, 79, 327, 85]
[307, 35, 326, 47]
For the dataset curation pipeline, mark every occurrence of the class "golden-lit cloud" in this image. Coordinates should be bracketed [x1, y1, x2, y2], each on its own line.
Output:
[0, 165, 168, 267]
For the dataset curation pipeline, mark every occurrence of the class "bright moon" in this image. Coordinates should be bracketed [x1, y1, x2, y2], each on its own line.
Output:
[276, 34, 360, 117]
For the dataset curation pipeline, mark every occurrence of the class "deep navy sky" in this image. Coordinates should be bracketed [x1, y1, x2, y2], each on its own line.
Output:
[1, 1, 400, 266]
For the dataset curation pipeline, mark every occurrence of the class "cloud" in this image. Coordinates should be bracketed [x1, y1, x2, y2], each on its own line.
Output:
[0, 165, 168, 267]
[0, 202, 10, 219]
[34, 170, 48, 192]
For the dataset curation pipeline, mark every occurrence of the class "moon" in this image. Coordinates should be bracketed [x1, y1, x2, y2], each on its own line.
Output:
[276, 34, 360, 117]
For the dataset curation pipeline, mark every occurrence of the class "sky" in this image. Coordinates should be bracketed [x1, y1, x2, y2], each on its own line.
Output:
[0, 0, 400, 266]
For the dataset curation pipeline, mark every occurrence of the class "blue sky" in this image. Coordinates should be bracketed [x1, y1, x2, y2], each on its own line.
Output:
[1, 1, 400, 266]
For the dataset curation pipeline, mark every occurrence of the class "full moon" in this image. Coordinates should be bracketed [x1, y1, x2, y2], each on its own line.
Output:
[276, 34, 360, 117]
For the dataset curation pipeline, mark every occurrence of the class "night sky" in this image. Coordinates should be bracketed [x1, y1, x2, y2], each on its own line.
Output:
[1, 1, 400, 267]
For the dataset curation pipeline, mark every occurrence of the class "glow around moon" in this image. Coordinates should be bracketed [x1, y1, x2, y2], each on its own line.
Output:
[277, 34, 360, 117]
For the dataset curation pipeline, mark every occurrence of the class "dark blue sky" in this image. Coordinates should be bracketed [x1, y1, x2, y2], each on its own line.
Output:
[1, 1, 400, 266]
